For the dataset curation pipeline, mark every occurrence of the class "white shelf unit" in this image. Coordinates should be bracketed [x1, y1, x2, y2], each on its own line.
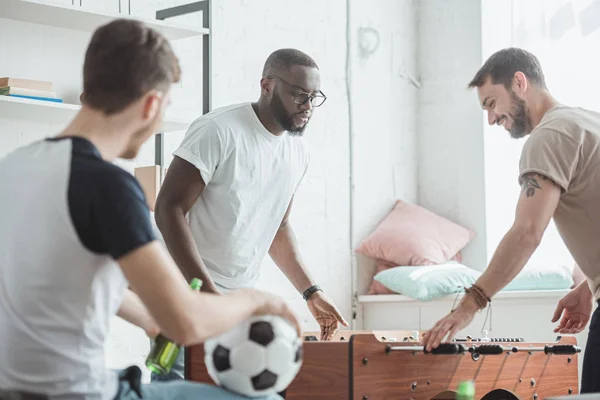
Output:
[1, 0, 209, 40]
[0, 96, 190, 133]
[0, 0, 210, 133]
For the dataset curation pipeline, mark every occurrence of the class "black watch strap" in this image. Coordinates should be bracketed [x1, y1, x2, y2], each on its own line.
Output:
[302, 284, 322, 301]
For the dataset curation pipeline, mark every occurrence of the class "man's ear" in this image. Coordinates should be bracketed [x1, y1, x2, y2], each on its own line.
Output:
[513, 71, 528, 94]
[260, 77, 273, 97]
[143, 91, 163, 120]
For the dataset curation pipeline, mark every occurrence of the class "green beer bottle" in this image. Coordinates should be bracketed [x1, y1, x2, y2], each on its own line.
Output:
[456, 380, 475, 400]
[145, 277, 203, 375]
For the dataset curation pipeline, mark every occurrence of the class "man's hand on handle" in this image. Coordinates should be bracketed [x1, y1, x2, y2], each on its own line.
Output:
[422, 295, 480, 352]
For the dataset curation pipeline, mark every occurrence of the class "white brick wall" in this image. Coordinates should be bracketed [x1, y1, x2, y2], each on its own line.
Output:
[417, 0, 488, 270]
[348, 0, 419, 301]
[0, 0, 418, 384]
[208, 0, 353, 334]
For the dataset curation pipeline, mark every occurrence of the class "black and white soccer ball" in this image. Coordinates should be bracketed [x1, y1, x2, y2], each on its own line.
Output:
[204, 315, 303, 397]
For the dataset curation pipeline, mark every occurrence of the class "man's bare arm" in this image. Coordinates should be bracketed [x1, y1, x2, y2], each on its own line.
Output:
[154, 156, 220, 293]
[465, 173, 561, 307]
[117, 289, 160, 338]
[118, 241, 301, 345]
[269, 197, 315, 293]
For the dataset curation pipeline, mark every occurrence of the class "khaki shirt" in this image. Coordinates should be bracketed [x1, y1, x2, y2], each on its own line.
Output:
[520, 106, 600, 300]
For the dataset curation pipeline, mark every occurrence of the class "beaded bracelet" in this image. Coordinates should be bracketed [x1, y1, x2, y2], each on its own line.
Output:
[464, 284, 491, 310]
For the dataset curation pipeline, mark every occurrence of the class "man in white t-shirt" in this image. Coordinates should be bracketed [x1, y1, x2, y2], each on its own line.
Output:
[153, 48, 348, 381]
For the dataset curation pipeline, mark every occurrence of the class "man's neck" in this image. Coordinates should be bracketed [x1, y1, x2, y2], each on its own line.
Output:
[253, 99, 285, 136]
[57, 107, 130, 161]
[529, 90, 561, 130]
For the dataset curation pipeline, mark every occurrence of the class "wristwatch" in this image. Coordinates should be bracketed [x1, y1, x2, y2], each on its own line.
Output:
[302, 284, 322, 301]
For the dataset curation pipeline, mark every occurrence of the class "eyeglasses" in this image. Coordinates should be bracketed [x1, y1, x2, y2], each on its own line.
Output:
[268, 75, 327, 107]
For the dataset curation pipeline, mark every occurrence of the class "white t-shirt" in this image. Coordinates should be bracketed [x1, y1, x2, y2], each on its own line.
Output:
[0, 137, 156, 399]
[173, 102, 309, 289]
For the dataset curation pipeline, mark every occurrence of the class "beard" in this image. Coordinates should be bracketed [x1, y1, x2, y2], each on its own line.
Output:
[270, 91, 310, 136]
[506, 90, 532, 139]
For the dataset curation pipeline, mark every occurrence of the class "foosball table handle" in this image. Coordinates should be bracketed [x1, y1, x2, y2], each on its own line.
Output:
[469, 344, 504, 355]
[544, 345, 581, 355]
[385, 343, 466, 355]
[423, 343, 466, 354]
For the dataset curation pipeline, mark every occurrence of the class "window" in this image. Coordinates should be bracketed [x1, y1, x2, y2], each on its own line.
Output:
[481, 0, 600, 268]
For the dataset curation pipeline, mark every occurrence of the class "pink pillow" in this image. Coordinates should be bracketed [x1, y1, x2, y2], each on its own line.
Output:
[368, 261, 398, 294]
[356, 200, 475, 266]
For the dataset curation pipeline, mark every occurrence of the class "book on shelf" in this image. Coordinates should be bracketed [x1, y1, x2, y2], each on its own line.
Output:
[3, 94, 63, 103]
[0, 77, 53, 92]
[0, 77, 52, 92]
[0, 86, 58, 99]
[0, 77, 62, 103]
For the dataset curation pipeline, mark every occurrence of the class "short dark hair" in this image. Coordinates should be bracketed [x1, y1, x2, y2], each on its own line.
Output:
[262, 48, 319, 77]
[468, 47, 547, 90]
[82, 19, 181, 115]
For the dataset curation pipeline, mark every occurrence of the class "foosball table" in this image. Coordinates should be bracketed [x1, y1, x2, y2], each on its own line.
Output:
[185, 330, 581, 399]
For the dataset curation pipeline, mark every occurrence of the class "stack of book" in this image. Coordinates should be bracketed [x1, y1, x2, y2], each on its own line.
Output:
[0, 77, 63, 103]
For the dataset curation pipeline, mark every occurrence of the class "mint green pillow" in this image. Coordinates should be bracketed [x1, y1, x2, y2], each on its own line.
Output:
[374, 263, 482, 301]
[501, 264, 573, 292]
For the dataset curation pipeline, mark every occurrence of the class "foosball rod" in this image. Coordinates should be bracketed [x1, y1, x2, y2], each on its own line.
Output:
[386, 343, 466, 354]
[385, 344, 581, 355]
[469, 344, 581, 355]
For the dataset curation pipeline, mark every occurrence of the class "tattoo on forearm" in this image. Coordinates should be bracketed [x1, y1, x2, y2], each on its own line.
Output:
[521, 173, 548, 197]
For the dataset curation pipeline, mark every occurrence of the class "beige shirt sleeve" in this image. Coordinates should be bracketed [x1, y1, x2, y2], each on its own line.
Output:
[518, 128, 580, 193]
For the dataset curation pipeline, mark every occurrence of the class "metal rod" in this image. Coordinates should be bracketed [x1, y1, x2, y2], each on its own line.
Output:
[202, 0, 211, 114]
[388, 346, 423, 351]
[387, 343, 466, 355]
[156, 1, 207, 21]
[155, 134, 163, 167]
[526, 347, 547, 352]
[155, 0, 211, 167]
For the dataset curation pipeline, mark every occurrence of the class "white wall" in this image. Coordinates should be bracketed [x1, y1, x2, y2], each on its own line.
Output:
[5, 0, 582, 387]
[207, 0, 353, 333]
[417, 0, 488, 270]
[208, 0, 420, 333]
[0, 0, 419, 383]
[348, 0, 419, 302]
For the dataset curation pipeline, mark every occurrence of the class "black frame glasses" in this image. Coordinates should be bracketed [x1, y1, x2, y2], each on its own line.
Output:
[268, 75, 327, 107]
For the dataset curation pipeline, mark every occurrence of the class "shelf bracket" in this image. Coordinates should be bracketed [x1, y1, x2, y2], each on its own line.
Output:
[155, 0, 211, 167]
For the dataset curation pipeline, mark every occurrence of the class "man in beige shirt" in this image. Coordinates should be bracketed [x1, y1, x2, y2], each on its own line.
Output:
[422, 47, 600, 393]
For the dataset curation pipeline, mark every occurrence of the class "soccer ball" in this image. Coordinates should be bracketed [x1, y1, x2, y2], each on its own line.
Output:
[204, 315, 303, 397]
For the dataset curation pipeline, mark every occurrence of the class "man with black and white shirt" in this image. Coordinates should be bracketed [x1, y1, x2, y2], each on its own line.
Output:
[0, 19, 298, 400]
